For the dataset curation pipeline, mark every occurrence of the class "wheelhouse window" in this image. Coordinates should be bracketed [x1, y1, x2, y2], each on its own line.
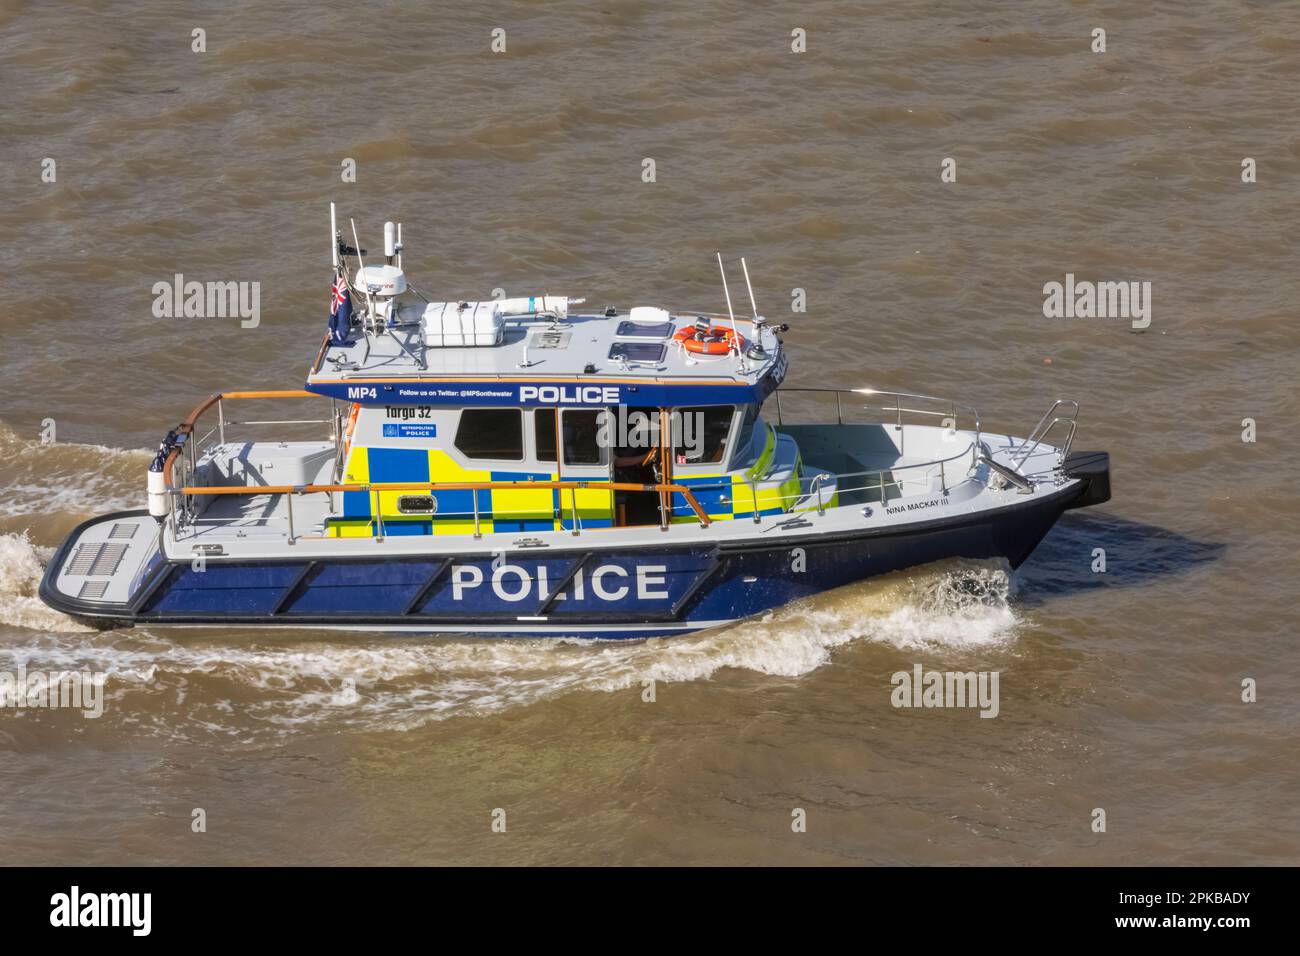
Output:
[534, 409, 607, 465]
[676, 406, 734, 464]
[454, 409, 523, 460]
[534, 409, 557, 462]
[731, 404, 762, 467]
[563, 410, 607, 465]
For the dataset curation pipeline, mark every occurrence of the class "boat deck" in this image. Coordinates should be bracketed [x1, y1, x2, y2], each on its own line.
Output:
[187, 491, 334, 542]
[47, 512, 159, 606]
[309, 309, 780, 386]
[39, 422, 1092, 626]
[150, 427, 1069, 559]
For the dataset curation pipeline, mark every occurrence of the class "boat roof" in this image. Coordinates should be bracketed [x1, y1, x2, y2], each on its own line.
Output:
[305, 309, 787, 407]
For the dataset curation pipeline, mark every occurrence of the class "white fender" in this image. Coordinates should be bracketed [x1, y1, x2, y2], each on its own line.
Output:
[147, 467, 171, 519]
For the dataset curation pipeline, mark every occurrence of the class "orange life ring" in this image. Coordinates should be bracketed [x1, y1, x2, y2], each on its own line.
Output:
[674, 325, 746, 355]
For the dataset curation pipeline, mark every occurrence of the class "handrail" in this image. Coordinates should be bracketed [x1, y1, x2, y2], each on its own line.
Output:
[161, 390, 320, 488]
[772, 386, 980, 434]
[178, 478, 714, 526]
[310, 330, 331, 375]
[164, 388, 979, 538]
[164, 391, 715, 526]
[1010, 399, 1079, 468]
[663, 440, 979, 519]
[668, 311, 762, 334]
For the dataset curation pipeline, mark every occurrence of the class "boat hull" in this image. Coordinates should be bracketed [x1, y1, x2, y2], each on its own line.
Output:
[40, 461, 1105, 638]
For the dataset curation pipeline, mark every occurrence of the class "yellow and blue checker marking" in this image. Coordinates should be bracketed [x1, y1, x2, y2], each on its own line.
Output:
[328, 446, 614, 537]
[669, 473, 805, 522]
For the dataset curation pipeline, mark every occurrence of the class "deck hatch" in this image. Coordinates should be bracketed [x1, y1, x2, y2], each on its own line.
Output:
[67, 544, 101, 576]
[88, 544, 129, 577]
[530, 330, 571, 350]
[78, 580, 110, 600]
[67, 542, 130, 577]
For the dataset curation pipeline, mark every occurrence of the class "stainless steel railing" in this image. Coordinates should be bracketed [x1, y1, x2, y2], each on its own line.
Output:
[1010, 399, 1079, 472]
[770, 387, 981, 456]
[665, 439, 978, 523]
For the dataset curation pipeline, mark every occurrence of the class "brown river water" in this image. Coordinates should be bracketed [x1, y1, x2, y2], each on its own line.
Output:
[1, 1, 1298, 865]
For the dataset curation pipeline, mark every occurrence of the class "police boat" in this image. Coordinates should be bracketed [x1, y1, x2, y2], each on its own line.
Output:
[40, 207, 1110, 638]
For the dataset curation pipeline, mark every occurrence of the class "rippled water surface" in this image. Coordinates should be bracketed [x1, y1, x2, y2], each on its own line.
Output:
[1, 0, 1298, 864]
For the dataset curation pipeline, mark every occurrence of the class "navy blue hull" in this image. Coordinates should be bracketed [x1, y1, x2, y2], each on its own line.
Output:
[40, 472, 1100, 638]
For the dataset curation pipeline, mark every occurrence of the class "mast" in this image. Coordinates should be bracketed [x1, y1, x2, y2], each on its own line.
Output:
[716, 252, 737, 330]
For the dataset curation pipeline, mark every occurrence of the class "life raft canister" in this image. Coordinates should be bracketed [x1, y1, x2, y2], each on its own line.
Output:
[673, 323, 746, 355]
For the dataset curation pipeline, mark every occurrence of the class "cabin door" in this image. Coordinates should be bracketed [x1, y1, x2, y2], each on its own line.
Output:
[554, 408, 614, 532]
[612, 406, 668, 527]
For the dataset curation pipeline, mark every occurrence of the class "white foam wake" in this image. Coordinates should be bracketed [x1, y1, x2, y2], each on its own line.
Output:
[0, 560, 1019, 736]
[0, 422, 149, 520]
[0, 532, 95, 632]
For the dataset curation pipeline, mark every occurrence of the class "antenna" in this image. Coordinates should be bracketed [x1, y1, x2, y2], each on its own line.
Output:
[350, 218, 378, 333]
[396, 222, 403, 270]
[716, 252, 737, 329]
[330, 203, 339, 270]
[740, 257, 763, 330]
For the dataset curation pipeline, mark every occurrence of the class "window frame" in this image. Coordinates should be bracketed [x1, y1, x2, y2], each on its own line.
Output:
[533, 408, 558, 463]
[671, 405, 738, 469]
[561, 408, 609, 467]
[532, 408, 611, 468]
[452, 407, 525, 462]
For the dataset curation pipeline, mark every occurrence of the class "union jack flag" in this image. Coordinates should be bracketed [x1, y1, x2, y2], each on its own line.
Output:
[328, 270, 353, 344]
[330, 272, 349, 315]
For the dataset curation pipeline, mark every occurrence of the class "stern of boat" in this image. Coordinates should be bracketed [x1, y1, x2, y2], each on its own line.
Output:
[39, 511, 164, 626]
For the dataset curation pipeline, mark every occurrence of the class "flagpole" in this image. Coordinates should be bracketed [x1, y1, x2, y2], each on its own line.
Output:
[330, 203, 339, 271]
[351, 218, 377, 334]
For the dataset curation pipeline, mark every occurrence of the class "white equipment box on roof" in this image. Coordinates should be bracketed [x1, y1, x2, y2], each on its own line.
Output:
[421, 301, 504, 347]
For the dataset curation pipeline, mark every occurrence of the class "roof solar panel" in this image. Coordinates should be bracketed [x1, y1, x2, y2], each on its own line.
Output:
[609, 341, 667, 363]
[615, 320, 674, 339]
